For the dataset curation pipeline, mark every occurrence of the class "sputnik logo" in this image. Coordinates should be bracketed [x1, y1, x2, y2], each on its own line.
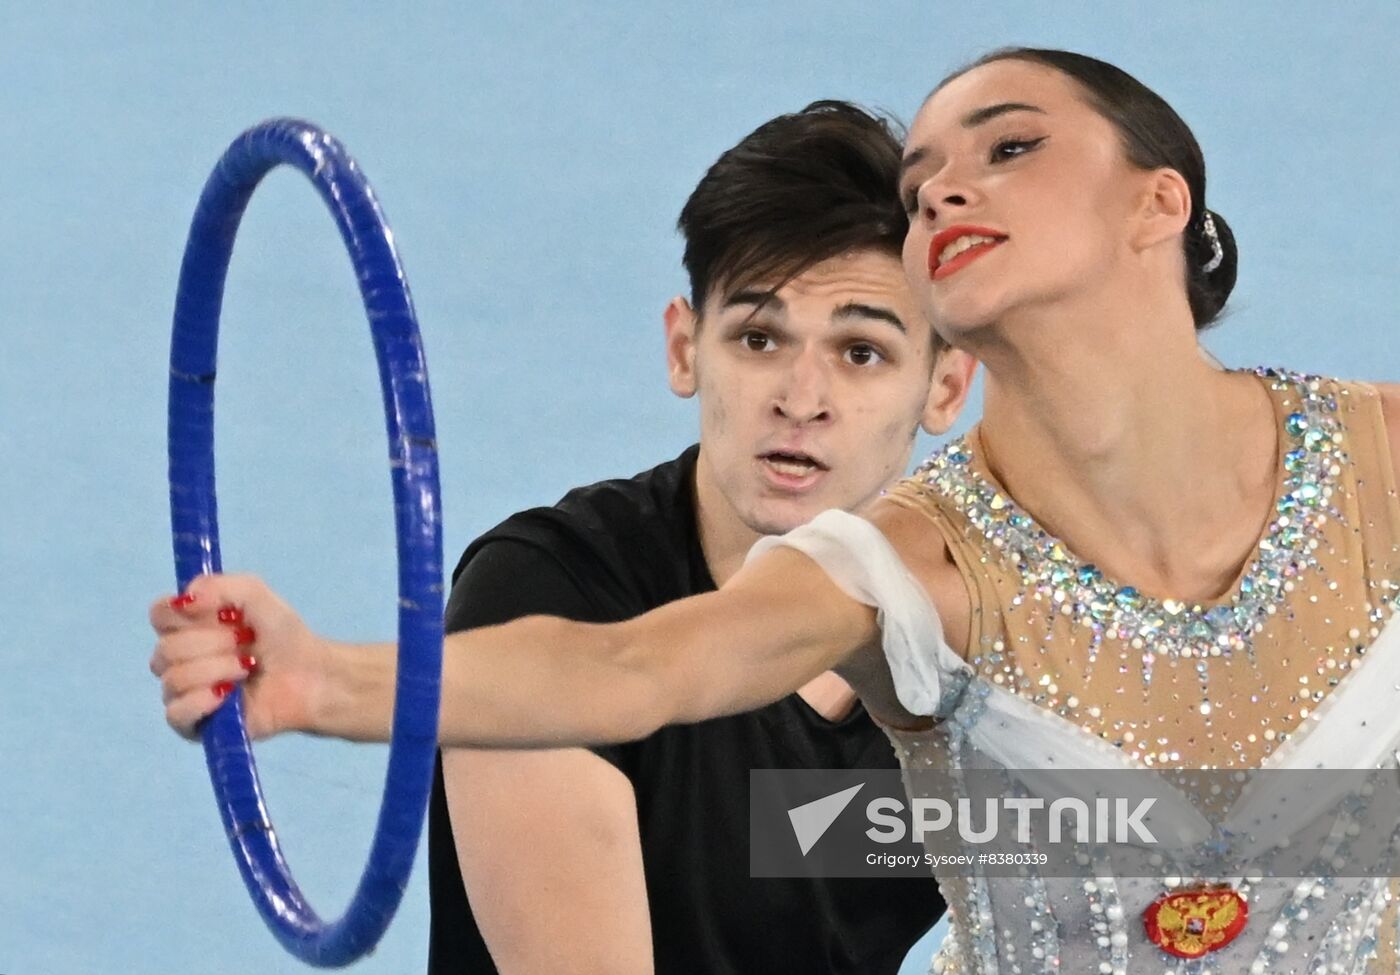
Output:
[786, 784, 864, 856]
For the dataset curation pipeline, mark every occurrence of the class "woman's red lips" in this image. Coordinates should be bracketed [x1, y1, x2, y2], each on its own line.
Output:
[928, 225, 1008, 280]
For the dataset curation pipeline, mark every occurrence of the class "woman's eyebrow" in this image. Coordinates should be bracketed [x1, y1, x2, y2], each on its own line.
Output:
[901, 102, 1048, 182]
[961, 101, 1046, 128]
[899, 147, 933, 183]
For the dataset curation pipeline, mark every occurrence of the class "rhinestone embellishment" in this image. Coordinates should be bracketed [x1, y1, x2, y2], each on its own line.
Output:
[911, 369, 1345, 685]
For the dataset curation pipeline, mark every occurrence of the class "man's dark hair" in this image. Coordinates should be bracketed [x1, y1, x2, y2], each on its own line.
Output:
[678, 100, 908, 314]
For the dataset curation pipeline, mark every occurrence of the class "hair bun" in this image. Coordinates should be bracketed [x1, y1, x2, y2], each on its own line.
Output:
[1189, 208, 1237, 329]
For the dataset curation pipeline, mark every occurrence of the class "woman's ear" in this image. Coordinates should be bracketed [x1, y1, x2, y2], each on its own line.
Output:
[921, 348, 978, 435]
[1132, 167, 1192, 253]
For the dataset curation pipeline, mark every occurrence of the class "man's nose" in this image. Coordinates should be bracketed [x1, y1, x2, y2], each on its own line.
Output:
[772, 348, 832, 424]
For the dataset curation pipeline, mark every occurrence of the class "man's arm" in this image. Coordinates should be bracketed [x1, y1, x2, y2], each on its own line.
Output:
[439, 540, 654, 975]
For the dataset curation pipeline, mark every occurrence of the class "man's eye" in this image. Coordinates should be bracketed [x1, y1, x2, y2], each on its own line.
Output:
[741, 331, 775, 352]
[990, 137, 1046, 163]
[846, 344, 885, 367]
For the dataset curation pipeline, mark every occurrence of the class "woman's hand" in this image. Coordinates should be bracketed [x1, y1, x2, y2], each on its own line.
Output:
[149, 574, 333, 741]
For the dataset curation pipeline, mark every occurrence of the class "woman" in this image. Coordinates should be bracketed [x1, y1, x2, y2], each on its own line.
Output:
[152, 50, 1400, 972]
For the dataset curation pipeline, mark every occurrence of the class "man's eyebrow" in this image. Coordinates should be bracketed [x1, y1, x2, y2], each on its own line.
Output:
[723, 289, 784, 312]
[961, 101, 1046, 128]
[833, 302, 906, 334]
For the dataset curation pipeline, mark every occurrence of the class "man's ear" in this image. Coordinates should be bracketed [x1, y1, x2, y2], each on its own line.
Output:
[1132, 167, 1192, 253]
[921, 348, 978, 435]
[664, 295, 699, 398]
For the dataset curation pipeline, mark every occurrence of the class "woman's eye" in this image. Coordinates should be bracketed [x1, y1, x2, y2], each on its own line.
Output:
[990, 136, 1046, 163]
[901, 188, 920, 215]
[846, 344, 885, 367]
[741, 331, 775, 352]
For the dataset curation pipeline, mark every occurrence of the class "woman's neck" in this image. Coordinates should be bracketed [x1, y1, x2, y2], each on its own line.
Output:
[966, 292, 1278, 602]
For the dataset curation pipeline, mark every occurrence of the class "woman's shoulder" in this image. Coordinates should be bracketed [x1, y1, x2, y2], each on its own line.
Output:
[1275, 369, 1396, 408]
[865, 494, 951, 575]
[1308, 372, 1400, 481]
[864, 493, 973, 658]
[1368, 380, 1400, 423]
[1366, 381, 1400, 484]
[1247, 368, 1400, 486]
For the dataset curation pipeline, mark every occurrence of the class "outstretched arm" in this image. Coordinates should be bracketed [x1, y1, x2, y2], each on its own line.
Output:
[151, 543, 878, 749]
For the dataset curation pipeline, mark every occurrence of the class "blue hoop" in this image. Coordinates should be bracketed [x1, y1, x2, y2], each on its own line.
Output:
[167, 119, 443, 966]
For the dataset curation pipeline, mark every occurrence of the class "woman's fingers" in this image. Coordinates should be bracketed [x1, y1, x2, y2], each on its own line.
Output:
[165, 684, 235, 741]
[161, 637, 262, 739]
[185, 573, 281, 623]
[150, 571, 315, 741]
[149, 622, 239, 677]
[149, 576, 265, 678]
[150, 573, 275, 633]
[150, 590, 219, 634]
[160, 652, 254, 705]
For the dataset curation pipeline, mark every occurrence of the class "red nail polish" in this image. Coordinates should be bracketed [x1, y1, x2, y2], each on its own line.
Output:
[218, 606, 244, 625]
[233, 625, 257, 647]
[213, 681, 234, 698]
[170, 593, 197, 609]
[238, 654, 259, 674]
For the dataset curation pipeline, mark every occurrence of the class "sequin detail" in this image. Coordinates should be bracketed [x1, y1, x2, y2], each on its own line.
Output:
[909, 369, 1345, 687]
[1085, 868, 1129, 975]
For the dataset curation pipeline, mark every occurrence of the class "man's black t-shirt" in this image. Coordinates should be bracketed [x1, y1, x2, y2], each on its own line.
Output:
[427, 446, 944, 973]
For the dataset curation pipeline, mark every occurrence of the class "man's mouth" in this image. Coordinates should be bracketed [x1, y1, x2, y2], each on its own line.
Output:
[760, 450, 829, 479]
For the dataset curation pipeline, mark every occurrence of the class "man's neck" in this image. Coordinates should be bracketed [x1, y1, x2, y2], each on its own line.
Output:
[689, 446, 860, 721]
[691, 447, 761, 588]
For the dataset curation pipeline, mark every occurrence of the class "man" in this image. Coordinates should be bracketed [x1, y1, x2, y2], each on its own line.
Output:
[428, 101, 976, 974]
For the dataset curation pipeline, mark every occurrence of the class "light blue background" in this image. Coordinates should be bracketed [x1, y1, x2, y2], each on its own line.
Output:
[2, 3, 1397, 973]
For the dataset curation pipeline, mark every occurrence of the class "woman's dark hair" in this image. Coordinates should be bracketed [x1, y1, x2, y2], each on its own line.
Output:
[678, 100, 908, 315]
[938, 48, 1237, 330]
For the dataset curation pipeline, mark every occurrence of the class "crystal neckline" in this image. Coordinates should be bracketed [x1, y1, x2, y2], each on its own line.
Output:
[911, 368, 1346, 685]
